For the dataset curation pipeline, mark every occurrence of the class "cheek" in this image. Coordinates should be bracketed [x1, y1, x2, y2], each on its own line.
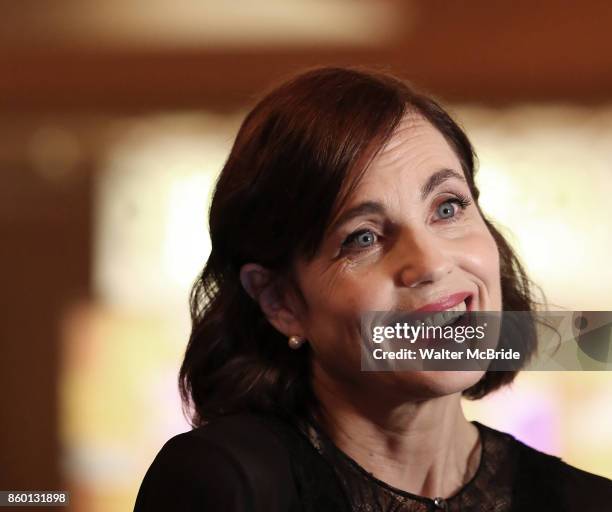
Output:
[459, 227, 502, 308]
[298, 266, 394, 372]
[302, 262, 395, 317]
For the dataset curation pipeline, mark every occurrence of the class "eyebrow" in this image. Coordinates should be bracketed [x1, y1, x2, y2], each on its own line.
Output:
[419, 168, 466, 201]
[330, 168, 466, 232]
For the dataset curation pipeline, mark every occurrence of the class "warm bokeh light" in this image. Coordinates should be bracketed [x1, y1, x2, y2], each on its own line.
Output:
[2, 0, 403, 49]
[93, 113, 236, 313]
[4, 2, 612, 511]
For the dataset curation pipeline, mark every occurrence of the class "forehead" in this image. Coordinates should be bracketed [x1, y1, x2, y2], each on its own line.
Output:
[320, 113, 465, 239]
[319, 113, 466, 241]
[364, 113, 461, 183]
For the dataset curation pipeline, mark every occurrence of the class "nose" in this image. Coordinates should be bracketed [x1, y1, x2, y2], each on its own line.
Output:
[396, 228, 454, 288]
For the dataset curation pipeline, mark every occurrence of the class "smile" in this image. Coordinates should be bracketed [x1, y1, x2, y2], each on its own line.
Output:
[420, 300, 468, 328]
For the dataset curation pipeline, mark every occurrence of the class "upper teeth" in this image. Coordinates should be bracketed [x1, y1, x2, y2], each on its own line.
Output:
[421, 300, 467, 327]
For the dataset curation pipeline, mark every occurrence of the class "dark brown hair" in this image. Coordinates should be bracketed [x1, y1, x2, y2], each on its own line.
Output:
[179, 67, 541, 427]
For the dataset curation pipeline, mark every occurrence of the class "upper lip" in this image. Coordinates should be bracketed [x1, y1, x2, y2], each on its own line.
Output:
[412, 291, 473, 313]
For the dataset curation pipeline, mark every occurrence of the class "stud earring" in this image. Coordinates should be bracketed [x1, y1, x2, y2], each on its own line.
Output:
[288, 335, 305, 349]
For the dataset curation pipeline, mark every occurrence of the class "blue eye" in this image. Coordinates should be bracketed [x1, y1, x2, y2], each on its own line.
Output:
[435, 194, 472, 221]
[437, 200, 457, 219]
[342, 229, 378, 249]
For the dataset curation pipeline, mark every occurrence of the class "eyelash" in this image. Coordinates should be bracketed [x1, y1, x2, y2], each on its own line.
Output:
[440, 192, 472, 223]
[340, 193, 473, 252]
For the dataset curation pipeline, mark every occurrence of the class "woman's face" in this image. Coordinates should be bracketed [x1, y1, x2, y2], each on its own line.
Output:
[290, 114, 502, 401]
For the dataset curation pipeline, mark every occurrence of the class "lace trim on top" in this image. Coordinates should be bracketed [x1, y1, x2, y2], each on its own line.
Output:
[297, 418, 518, 512]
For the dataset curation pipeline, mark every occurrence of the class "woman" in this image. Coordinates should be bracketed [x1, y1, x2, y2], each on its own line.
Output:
[134, 67, 612, 511]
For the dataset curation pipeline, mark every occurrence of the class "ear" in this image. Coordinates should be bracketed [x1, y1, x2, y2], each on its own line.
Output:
[239, 263, 305, 339]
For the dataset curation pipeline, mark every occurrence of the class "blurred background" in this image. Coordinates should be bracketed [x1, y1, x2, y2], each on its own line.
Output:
[1, 1, 612, 510]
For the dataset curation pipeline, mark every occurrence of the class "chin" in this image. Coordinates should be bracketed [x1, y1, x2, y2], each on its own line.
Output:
[394, 370, 486, 400]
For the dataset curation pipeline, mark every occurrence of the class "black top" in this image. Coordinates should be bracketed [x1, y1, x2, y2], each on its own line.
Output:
[134, 412, 612, 512]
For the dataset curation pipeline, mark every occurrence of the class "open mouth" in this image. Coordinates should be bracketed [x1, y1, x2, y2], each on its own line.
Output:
[466, 294, 474, 311]
[372, 294, 476, 341]
[421, 298, 470, 328]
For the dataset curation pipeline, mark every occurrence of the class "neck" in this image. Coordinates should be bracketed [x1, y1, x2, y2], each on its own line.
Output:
[309, 367, 482, 499]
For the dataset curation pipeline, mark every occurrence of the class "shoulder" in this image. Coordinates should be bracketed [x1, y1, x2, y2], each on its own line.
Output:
[478, 422, 612, 511]
[164, 411, 293, 463]
[134, 412, 297, 512]
[519, 441, 612, 510]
